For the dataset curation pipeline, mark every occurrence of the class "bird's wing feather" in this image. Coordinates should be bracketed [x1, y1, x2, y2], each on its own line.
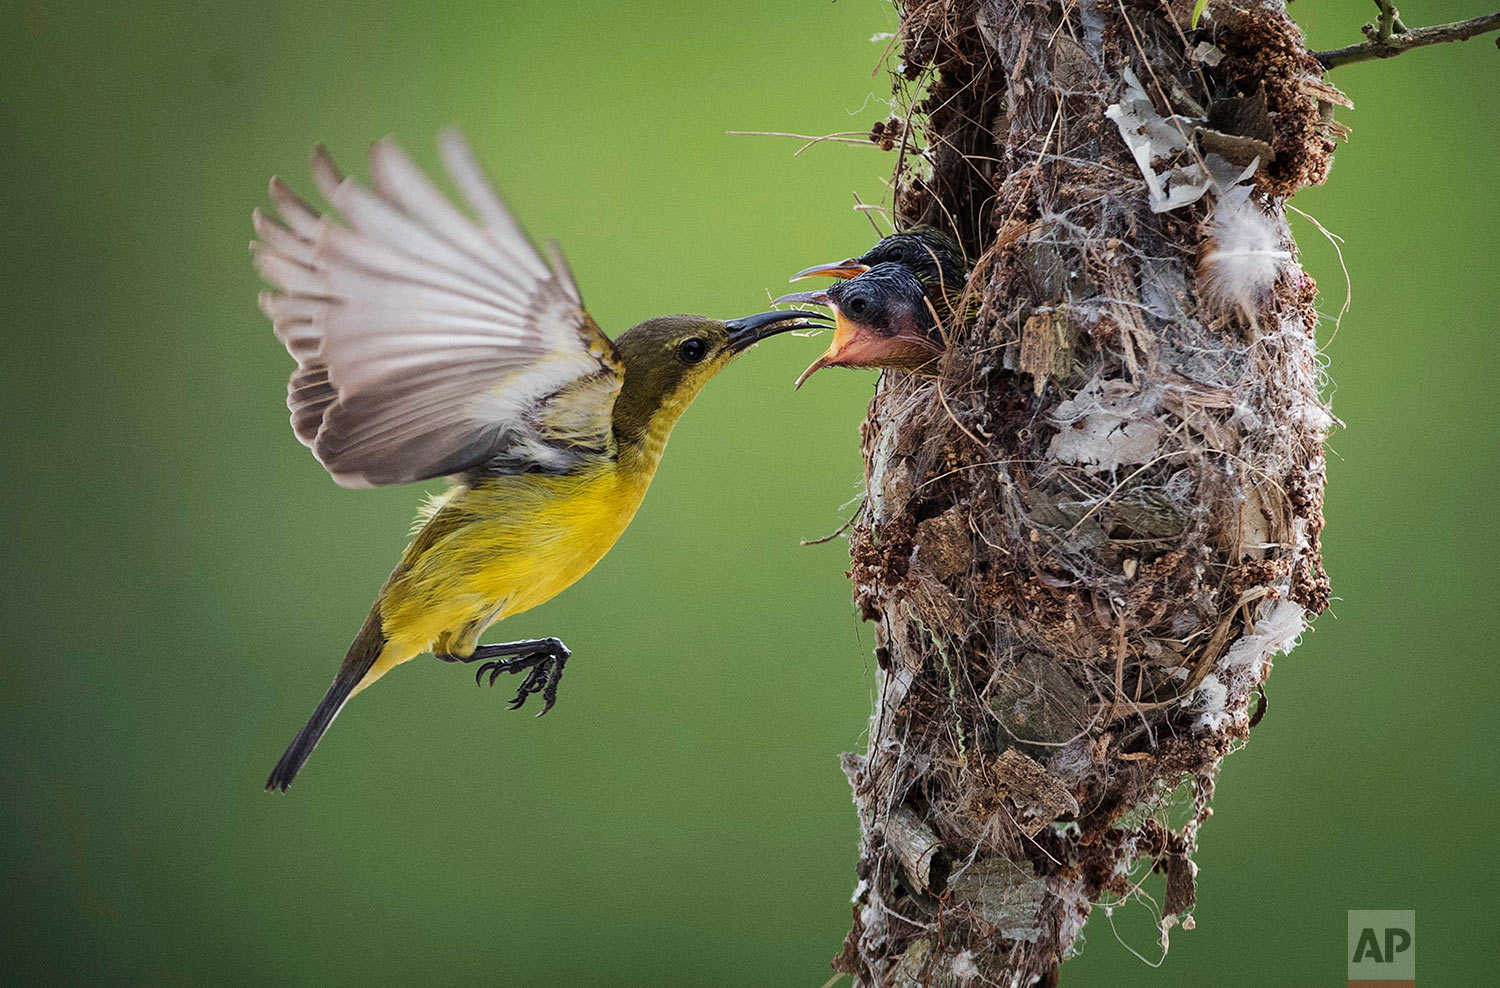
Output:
[252, 128, 622, 488]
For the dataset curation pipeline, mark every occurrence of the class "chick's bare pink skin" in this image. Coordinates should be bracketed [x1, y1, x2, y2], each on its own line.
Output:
[774, 262, 941, 387]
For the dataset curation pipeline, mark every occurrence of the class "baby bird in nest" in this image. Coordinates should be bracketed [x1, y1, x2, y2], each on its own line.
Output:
[777, 228, 970, 387]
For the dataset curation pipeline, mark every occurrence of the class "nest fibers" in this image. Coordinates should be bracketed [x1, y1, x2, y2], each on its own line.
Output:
[837, 1, 1339, 981]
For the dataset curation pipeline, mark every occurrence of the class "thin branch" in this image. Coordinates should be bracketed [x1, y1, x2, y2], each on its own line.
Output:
[1376, 0, 1398, 42]
[723, 130, 878, 156]
[1371, 0, 1410, 34]
[1314, 9, 1500, 68]
[800, 500, 865, 546]
[852, 191, 887, 237]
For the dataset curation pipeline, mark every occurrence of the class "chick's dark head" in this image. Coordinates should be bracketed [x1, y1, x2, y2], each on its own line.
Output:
[855, 228, 967, 297]
[789, 226, 968, 299]
[774, 262, 941, 388]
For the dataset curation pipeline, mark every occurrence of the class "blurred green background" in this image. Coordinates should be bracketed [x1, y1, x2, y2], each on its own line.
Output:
[1, 1, 1496, 984]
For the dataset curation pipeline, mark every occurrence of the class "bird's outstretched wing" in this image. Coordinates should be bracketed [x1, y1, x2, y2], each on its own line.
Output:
[251, 129, 622, 488]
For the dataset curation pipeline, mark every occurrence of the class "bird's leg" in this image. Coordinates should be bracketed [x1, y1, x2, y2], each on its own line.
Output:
[434, 638, 571, 715]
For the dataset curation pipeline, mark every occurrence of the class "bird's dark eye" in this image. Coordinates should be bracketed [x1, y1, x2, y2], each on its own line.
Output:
[845, 296, 869, 317]
[677, 337, 709, 364]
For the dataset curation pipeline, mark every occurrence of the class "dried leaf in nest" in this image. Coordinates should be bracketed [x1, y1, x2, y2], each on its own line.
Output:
[1106, 68, 1264, 213]
[1197, 129, 1273, 169]
[886, 807, 948, 894]
[1026, 490, 1110, 550]
[891, 939, 956, 988]
[1112, 489, 1187, 540]
[1020, 234, 1069, 302]
[1047, 377, 1168, 474]
[875, 458, 918, 522]
[991, 748, 1080, 837]
[989, 652, 1091, 746]
[1051, 34, 1099, 91]
[946, 855, 1047, 942]
[1105, 67, 1204, 212]
[1160, 851, 1198, 940]
[1233, 481, 1286, 560]
[910, 581, 969, 643]
[1201, 86, 1275, 168]
[913, 506, 972, 581]
[1190, 41, 1226, 67]
[1019, 309, 1076, 395]
[844, 750, 907, 810]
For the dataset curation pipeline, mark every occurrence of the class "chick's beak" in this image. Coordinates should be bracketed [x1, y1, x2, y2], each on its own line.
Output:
[773, 301, 940, 391]
[725, 309, 831, 353]
[787, 259, 870, 283]
[795, 308, 940, 389]
[771, 288, 940, 388]
[793, 307, 862, 389]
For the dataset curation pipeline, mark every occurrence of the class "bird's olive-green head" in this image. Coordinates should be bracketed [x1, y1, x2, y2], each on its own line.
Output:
[610, 310, 826, 448]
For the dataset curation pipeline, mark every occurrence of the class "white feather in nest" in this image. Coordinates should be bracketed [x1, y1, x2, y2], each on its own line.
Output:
[1197, 185, 1291, 326]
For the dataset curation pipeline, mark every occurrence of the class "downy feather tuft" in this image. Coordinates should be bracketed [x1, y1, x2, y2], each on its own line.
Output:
[1197, 186, 1290, 327]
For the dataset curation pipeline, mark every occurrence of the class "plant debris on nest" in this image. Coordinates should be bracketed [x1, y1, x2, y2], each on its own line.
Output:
[838, 1, 1336, 983]
[1212, 4, 1340, 198]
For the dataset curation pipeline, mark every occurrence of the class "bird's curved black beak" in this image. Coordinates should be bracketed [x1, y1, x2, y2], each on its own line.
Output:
[788, 259, 870, 282]
[725, 309, 831, 353]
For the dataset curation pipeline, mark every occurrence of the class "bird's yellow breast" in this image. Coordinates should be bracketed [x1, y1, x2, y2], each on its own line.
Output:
[377, 459, 655, 659]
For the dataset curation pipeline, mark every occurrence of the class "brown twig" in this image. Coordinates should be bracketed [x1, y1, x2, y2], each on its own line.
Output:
[1314, 8, 1500, 68]
[800, 501, 865, 546]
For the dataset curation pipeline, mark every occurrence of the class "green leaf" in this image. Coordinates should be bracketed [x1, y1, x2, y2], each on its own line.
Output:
[1191, 0, 1210, 29]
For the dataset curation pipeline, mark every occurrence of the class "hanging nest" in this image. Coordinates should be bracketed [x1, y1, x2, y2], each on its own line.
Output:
[837, 1, 1339, 983]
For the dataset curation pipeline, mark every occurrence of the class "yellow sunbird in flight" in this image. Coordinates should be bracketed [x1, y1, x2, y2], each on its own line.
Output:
[252, 129, 827, 791]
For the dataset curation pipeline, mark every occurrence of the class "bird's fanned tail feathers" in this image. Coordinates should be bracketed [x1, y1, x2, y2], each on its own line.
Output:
[266, 610, 387, 792]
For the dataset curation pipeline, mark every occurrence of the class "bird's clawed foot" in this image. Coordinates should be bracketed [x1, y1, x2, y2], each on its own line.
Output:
[483, 649, 567, 714]
[437, 637, 570, 715]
